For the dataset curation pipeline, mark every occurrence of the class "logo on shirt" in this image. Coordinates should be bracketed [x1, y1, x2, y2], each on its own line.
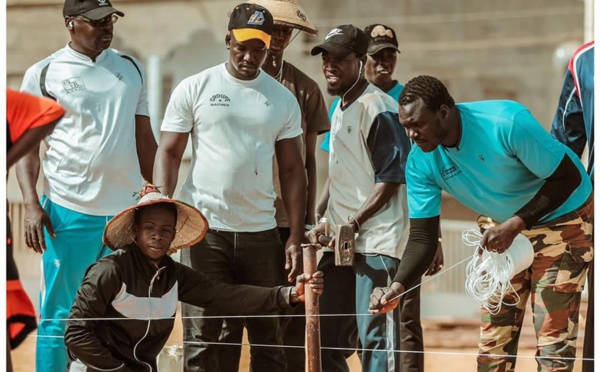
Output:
[264, 101, 271, 106]
[210, 94, 231, 107]
[346, 126, 352, 134]
[98, 0, 108, 5]
[478, 155, 485, 162]
[441, 163, 461, 181]
[61, 77, 86, 93]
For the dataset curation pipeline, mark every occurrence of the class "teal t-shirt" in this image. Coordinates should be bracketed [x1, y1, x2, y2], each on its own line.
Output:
[407, 100, 592, 223]
[320, 81, 404, 152]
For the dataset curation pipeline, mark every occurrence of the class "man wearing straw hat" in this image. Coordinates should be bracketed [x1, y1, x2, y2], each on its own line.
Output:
[64, 185, 323, 372]
[154, 3, 306, 371]
[239, 1, 329, 371]
[370, 75, 593, 372]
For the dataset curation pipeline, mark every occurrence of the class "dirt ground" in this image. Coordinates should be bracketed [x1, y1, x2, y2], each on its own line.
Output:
[11, 308, 585, 372]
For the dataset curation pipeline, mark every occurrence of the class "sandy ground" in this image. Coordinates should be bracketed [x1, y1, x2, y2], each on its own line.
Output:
[11, 311, 585, 371]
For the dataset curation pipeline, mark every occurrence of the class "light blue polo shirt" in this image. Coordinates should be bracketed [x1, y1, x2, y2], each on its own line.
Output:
[407, 100, 592, 224]
[320, 81, 404, 152]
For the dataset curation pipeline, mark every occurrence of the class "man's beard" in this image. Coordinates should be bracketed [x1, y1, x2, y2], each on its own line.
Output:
[326, 85, 345, 96]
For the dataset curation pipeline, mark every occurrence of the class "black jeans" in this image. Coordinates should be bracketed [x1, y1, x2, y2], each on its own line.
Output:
[181, 229, 286, 372]
[277, 227, 306, 372]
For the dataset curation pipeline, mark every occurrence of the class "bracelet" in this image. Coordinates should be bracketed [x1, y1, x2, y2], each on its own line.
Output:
[348, 216, 360, 231]
[305, 224, 315, 231]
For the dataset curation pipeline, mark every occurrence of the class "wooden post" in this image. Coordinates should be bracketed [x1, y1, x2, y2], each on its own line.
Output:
[303, 244, 322, 372]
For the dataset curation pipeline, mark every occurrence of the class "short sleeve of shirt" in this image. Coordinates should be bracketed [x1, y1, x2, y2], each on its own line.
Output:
[507, 109, 565, 179]
[406, 153, 443, 219]
[276, 97, 302, 141]
[6, 89, 65, 143]
[161, 79, 195, 134]
[304, 84, 330, 135]
[20, 62, 47, 97]
[365, 111, 411, 183]
[128, 56, 150, 117]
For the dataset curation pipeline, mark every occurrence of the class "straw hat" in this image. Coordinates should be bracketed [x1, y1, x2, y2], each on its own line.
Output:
[250, 0, 318, 36]
[103, 185, 209, 253]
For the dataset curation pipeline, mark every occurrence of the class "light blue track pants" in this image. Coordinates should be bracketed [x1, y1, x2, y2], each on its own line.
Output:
[36, 196, 113, 372]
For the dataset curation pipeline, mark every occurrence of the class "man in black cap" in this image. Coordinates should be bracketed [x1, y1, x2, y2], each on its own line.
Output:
[154, 3, 306, 371]
[17, 1, 157, 371]
[307, 25, 412, 372]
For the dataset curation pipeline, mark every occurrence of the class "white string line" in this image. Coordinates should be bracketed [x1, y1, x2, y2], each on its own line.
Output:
[24, 255, 592, 362]
[384, 255, 472, 303]
[23, 335, 594, 362]
[39, 255, 473, 323]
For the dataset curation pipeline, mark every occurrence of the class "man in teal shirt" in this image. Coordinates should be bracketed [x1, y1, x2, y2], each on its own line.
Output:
[370, 75, 593, 372]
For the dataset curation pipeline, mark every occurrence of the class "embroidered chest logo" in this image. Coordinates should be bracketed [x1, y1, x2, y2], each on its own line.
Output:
[115, 73, 124, 81]
[61, 77, 86, 93]
[264, 101, 271, 106]
[210, 94, 231, 107]
[478, 155, 485, 162]
[441, 163, 462, 181]
[346, 126, 352, 134]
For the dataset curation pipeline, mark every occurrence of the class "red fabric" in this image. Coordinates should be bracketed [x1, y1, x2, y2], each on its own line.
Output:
[7, 279, 37, 349]
[6, 88, 65, 143]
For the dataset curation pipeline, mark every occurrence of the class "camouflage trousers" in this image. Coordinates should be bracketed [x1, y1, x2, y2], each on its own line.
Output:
[477, 197, 593, 372]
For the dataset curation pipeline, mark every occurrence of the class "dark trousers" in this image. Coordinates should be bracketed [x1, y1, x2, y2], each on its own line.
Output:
[319, 252, 425, 372]
[181, 229, 286, 372]
[399, 277, 425, 372]
[318, 252, 357, 372]
[277, 227, 306, 372]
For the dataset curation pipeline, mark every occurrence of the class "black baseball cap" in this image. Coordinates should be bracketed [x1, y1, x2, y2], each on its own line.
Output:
[63, 0, 124, 20]
[228, 3, 274, 47]
[310, 24, 368, 58]
[364, 24, 400, 55]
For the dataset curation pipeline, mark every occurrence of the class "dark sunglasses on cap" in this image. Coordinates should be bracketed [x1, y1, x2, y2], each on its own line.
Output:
[76, 13, 119, 28]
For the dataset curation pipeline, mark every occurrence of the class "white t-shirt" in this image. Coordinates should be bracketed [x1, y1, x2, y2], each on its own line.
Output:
[326, 84, 410, 259]
[161, 63, 302, 232]
[20, 45, 149, 216]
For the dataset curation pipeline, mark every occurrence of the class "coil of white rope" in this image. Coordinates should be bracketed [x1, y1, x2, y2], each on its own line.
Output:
[463, 229, 534, 315]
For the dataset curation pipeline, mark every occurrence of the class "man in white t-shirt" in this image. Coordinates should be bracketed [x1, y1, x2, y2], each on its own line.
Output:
[153, 3, 306, 371]
[307, 25, 412, 372]
[16, 0, 157, 371]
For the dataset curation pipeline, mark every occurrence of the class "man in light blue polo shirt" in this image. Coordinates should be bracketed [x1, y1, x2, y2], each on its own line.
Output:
[369, 75, 593, 372]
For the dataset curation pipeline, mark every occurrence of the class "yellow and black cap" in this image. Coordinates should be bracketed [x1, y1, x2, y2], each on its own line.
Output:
[228, 3, 274, 47]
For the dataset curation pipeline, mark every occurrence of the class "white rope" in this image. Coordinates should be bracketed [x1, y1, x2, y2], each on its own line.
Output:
[463, 229, 520, 315]
[24, 334, 594, 362]
[40, 254, 473, 324]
